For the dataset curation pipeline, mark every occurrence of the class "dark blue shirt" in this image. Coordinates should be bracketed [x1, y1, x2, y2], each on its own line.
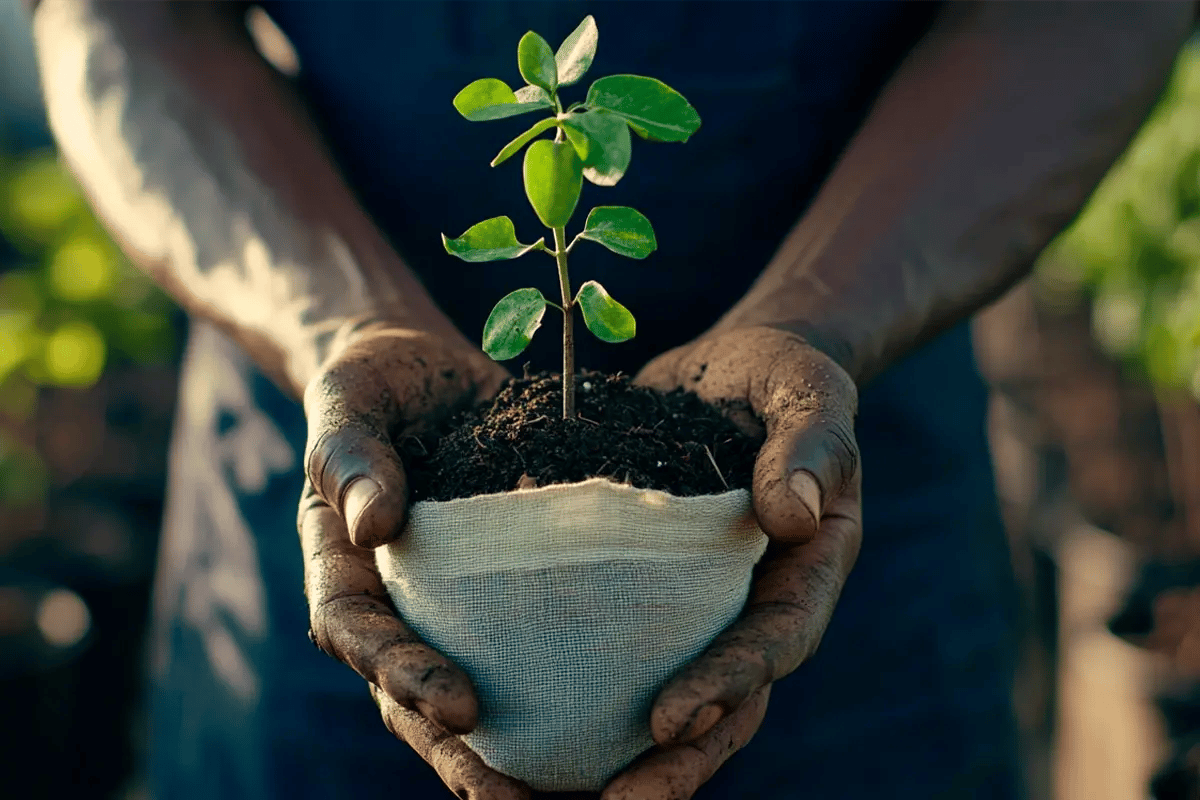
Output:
[148, 4, 1023, 798]
[261, 1, 941, 371]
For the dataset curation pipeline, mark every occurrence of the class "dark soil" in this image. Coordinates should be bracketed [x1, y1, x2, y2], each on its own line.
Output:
[400, 371, 759, 502]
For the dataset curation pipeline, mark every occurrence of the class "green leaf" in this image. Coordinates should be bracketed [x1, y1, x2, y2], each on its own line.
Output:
[555, 15, 598, 87]
[483, 288, 548, 360]
[491, 117, 560, 167]
[576, 280, 636, 343]
[517, 31, 557, 94]
[442, 217, 545, 262]
[561, 110, 632, 186]
[453, 78, 552, 121]
[515, 85, 551, 105]
[578, 206, 657, 259]
[585, 75, 701, 142]
[523, 140, 583, 228]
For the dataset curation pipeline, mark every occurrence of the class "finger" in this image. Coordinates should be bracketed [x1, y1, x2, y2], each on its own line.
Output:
[603, 686, 770, 800]
[634, 328, 859, 544]
[371, 684, 531, 800]
[300, 484, 479, 732]
[749, 337, 858, 544]
[304, 359, 410, 548]
[632, 345, 688, 393]
[304, 330, 510, 547]
[650, 485, 861, 745]
[751, 408, 856, 545]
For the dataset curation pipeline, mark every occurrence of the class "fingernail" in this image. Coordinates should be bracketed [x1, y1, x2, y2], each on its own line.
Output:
[415, 699, 445, 729]
[788, 470, 821, 528]
[344, 477, 381, 533]
[681, 703, 724, 741]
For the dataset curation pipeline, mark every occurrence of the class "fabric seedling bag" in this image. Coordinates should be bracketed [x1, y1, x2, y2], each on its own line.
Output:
[375, 477, 768, 792]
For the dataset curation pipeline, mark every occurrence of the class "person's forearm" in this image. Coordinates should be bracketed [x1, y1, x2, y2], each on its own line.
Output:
[717, 1, 1196, 385]
[30, 0, 464, 397]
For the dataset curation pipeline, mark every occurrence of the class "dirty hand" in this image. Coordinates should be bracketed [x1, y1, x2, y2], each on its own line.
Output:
[298, 322, 533, 798]
[614, 325, 862, 799]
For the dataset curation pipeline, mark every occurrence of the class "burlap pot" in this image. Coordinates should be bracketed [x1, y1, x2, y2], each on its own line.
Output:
[374, 476, 768, 792]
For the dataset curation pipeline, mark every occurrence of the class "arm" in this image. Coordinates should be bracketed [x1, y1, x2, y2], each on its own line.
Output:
[719, 0, 1197, 384]
[29, 0, 464, 396]
[30, 3, 524, 796]
[623, 3, 1196, 797]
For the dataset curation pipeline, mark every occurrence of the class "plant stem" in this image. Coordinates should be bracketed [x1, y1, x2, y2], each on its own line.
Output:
[553, 225, 574, 419]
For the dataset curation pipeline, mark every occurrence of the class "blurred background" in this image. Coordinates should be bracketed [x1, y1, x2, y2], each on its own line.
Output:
[3, 2, 1200, 799]
[0, 1, 182, 796]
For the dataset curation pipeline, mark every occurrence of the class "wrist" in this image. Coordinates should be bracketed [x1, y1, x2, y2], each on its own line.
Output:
[710, 308, 862, 385]
[303, 316, 458, 392]
[760, 321, 859, 384]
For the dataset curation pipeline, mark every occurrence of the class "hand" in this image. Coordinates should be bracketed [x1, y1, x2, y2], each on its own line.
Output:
[297, 322, 534, 798]
[605, 325, 862, 799]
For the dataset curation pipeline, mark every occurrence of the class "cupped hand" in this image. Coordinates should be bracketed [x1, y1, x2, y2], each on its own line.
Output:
[297, 322, 534, 798]
[607, 325, 862, 800]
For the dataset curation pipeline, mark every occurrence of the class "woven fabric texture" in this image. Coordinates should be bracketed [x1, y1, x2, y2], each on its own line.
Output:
[375, 477, 768, 791]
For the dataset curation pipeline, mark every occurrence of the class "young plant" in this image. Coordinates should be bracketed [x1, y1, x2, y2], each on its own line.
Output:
[441, 15, 700, 419]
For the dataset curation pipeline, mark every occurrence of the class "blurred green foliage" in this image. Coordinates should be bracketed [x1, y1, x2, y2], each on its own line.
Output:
[0, 149, 178, 508]
[1038, 38, 1200, 396]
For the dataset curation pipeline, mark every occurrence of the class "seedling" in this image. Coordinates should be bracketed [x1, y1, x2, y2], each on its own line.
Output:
[442, 15, 700, 418]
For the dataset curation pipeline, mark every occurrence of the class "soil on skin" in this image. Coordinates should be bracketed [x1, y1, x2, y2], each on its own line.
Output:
[401, 371, 759, 502]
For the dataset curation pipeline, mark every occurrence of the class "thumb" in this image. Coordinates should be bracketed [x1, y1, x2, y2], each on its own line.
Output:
[752, 351, 858, 544]
[304, 363, 409, 549]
